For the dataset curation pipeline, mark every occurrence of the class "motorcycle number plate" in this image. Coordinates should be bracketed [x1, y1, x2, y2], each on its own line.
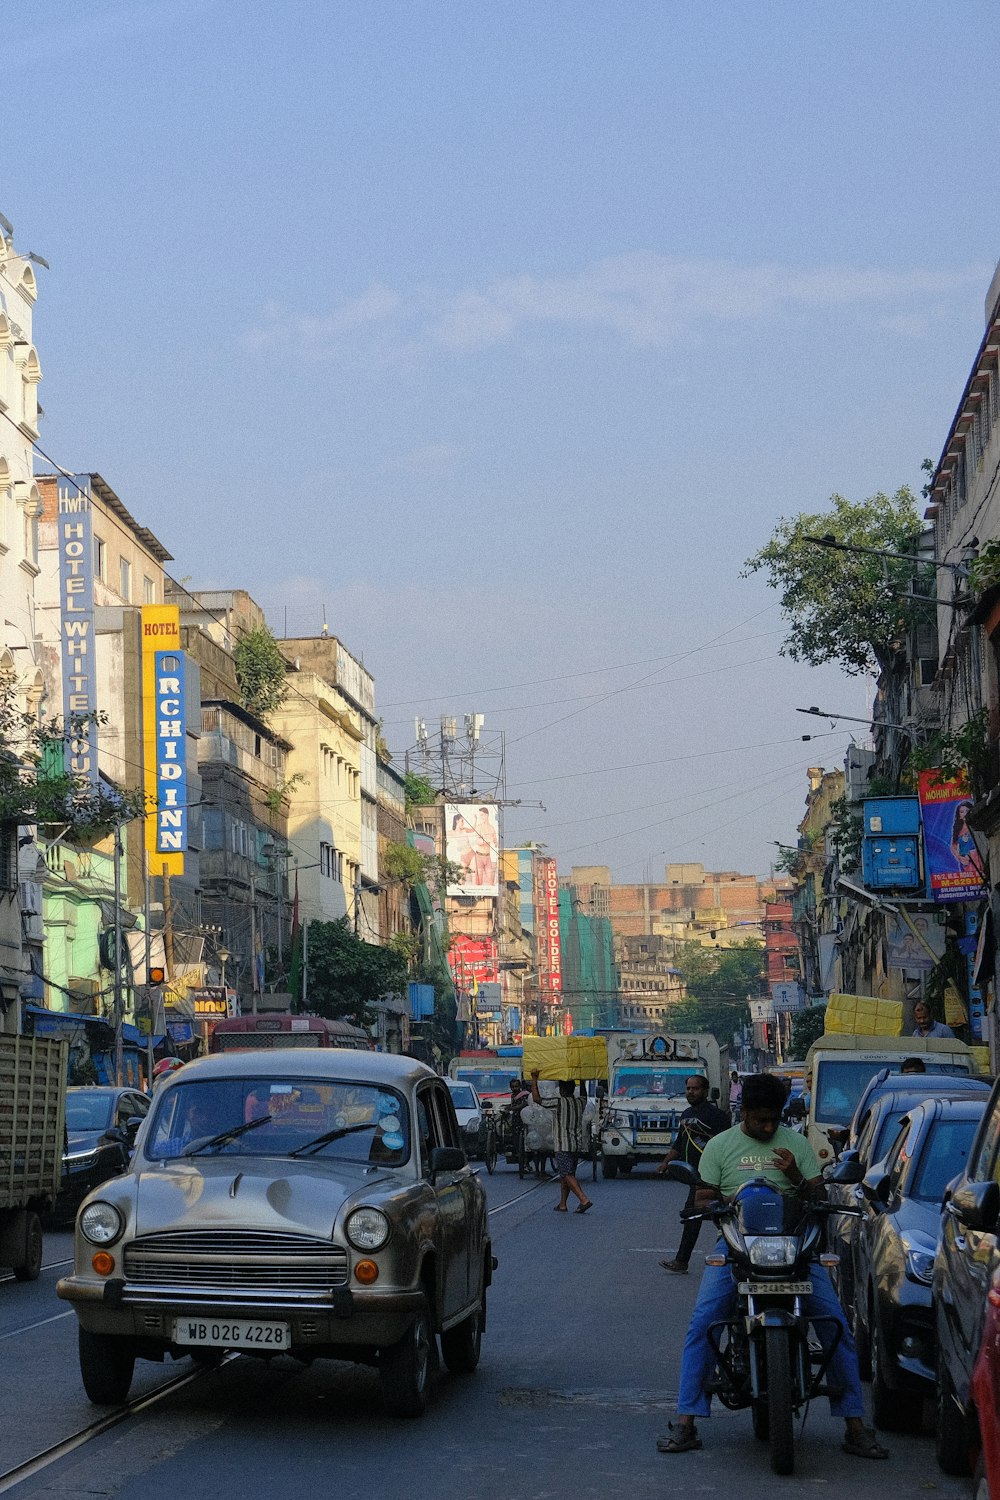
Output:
[738, 1280, 812, 1295]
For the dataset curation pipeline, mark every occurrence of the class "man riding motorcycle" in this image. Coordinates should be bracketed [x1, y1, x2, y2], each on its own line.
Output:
[657, 1071, 887, 1461]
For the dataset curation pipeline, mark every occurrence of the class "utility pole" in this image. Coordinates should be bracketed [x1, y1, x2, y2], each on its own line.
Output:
[112, 821, 124, 1086]
[162, 862, 174, 976]
[250, 869, 259, 1015]
[302, 920, 309, 1009]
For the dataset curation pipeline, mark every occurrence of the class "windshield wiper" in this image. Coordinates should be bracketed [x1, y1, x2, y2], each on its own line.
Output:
[183, 1114, 274, 1156]
[288, 1121, 380, 1158]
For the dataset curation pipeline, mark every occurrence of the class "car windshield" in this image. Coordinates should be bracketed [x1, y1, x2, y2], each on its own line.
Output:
[817, 1059, 972, 1127]
[66, 1093, 115, 1131]
[613, 1068, 692, 1098]
[448, 1085, 477, 1110]
[912, 1118, 980, 1203]
[146, 1079, 410, 1165]
[455, 1070, 516, 1094]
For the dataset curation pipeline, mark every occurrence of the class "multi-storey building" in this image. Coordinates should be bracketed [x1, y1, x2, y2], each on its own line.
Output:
[0, 233, 44, 1028]
[567, 862, 773, 950]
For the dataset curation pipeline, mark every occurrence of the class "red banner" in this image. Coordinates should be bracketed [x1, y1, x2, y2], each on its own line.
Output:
[448, 934, 499, 986]
[543, 857, 562, 996]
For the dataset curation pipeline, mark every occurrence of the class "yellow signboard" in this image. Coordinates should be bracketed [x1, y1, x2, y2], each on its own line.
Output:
[141, 604, 184, 877]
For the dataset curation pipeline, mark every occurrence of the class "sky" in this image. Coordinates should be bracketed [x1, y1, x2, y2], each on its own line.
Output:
[5, 1, 1000, 883]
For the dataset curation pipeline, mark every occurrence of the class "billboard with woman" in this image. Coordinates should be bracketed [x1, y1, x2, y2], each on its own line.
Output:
[445, 803, 500, 897]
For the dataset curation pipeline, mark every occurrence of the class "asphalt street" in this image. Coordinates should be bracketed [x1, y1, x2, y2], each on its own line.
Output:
[0, 1169, 971, 1499]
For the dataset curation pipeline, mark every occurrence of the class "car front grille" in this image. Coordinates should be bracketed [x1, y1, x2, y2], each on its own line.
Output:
[635, 1113, 675, 1131]
[123, 1230, 350, 1290]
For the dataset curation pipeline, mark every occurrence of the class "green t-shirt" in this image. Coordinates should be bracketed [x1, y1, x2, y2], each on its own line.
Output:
[698, 1124, 821, 1198]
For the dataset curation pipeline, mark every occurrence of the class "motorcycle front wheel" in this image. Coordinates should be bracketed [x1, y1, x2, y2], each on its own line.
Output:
[764, 1325, 795, 1476]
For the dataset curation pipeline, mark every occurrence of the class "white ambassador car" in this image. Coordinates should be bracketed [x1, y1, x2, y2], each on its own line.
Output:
[57, 1051, 493, 1418]
[445, 1079, 486, 1158]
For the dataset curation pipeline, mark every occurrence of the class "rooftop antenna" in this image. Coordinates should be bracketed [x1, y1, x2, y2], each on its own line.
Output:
[321, 605, 328, 638]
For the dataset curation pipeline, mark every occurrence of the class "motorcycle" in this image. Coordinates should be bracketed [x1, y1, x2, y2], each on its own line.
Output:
[666, 1162, 862, 1476]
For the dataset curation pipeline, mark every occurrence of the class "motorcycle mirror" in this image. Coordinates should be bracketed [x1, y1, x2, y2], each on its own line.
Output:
[663, 1161, 698, 1185]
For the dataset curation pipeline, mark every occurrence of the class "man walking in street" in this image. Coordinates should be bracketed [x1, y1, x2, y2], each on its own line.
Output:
[655, 1075, 729, 1274]
[912, 1000, 954, 1038]
[529, 1069, 592, 1214]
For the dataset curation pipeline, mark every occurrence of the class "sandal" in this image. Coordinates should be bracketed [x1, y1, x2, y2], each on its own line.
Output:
[842, 1426, 889, 1460]
[656, 1422, 702, 1454]
[659, 1259, 688, 1273]
[553, 1205, 568, 1212]
[575, 1200, 593, 1214]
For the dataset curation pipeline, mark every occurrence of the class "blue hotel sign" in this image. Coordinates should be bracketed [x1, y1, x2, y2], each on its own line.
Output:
[154, 649, 187, 853]
[57, 475, 98, 785]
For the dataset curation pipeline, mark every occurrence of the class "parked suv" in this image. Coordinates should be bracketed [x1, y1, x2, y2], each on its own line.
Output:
[933, 1076, 1000, 1477]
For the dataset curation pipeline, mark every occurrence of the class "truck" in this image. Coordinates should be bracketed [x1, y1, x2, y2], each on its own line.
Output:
[803, 1032, 977, 1166]
[0, 1033, 67, 1280]
[447, 1049, 524, 1104]
[597, 1031, 728, 1177]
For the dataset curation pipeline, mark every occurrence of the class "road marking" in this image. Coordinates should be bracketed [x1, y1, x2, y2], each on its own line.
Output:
[0, 1311, 73, 1342]
[488, 1180, 551, 1215]
[0, 1257, 75, 1287]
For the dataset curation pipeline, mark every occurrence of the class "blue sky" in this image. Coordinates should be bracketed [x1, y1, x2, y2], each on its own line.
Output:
[6, 1, 1000, 880]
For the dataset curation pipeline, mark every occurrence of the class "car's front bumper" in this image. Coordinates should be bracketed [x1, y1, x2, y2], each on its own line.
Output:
[56, 1274, 425, 1351]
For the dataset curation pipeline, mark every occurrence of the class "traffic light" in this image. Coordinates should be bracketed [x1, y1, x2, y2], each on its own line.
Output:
[765, 1022, 776, 1051]
[148, 966, 165, 986]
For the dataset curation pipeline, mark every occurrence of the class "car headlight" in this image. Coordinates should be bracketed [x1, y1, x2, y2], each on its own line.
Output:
[80, 1201, 124, 1246]
[610, 1110, 633, 1128]
[906, 1248, 935, 1285]
[66, 1150, 100, 1170]
[464, 1117, 482, 1134]
[346, 1207, 391, 1252]
[748, 1236, 797, 1269]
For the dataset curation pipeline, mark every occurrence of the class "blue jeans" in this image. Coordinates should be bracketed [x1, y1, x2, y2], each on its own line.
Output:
[675, 1242, 865, 1420]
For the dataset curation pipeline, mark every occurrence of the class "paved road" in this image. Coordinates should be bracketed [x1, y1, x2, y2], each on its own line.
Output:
[0, 1169, 971, 1498]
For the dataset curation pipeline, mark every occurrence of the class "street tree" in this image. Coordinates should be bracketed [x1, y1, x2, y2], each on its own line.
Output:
[791, 1005, 827, 1058]
[304, 918, 408, 1027]
[669, 939, 765, 1042]
[743, 487, 923, 675]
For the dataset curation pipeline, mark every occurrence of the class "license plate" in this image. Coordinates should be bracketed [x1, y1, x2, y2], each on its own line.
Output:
[173, 1317, 291, 1351]
[638, 1133, 672, 1144]
[738, 1280, 812, 1296]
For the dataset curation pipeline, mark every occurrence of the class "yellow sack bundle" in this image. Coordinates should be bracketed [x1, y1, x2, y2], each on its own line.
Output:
[825, 993, 903, 1037]
[522, 1035, 610, 1081]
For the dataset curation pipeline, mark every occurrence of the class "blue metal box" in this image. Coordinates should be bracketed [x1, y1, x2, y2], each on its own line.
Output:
[861, 833, 922, 891]
[862, 797, 921, 837]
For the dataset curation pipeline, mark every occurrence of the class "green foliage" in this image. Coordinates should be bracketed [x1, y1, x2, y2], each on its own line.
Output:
[790, 1005, 827, 1058]
[375, 719, 392, 762]
[234, 626, 288, 720]
[303, 918, 408, 1027]
[403, 772, 436, 811]
[904, 709, 991, 794]
[968, 540, 1000, 596]
[668, 939, 765, 1043]
[827, 796, 863, 874]
[0, 691, 146, 837]
[382, 840, 428, 885]
[743, 488, 923, 675]
[264, 771, 306, 816]
[388, 929, 420, 967]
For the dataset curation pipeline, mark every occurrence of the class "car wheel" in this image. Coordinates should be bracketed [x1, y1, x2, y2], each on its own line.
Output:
[973, 1452, 990, 1500]
[440, 1289, 484, 1375]
[854, 1288, 872, 1382]
[380, 1301, 435, 1418]
[870, 1304, 920, 1432]
[602, 1158, 619, 1179]
[79, 1327, 136, 1405]
[10, 1210, 43, 1283]
[935, 1339, 971, 1476]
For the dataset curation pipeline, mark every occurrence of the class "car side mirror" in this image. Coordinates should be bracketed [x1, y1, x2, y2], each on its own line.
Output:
[829, 1158, 865, 1185]
[861, 1167, 891, 1204]
[952, 1180, 1000, 1233]
[105, 1125, 128, 1144]
[125, 1116, 144, 1138]
[429, 1146, 466, 1176]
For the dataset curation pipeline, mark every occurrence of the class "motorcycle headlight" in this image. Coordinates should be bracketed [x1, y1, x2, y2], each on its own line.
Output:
[345, 1207, 391, 1252]
[905, 1248, 935, 1285]
[747, 1236, 797, 1269]
[80, 1201, 124, 1246]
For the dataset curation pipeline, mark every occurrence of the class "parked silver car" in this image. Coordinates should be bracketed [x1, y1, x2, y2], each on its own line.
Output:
[57, 1050, 493, 1417]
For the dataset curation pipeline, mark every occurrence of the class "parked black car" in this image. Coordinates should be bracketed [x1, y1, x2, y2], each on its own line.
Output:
[934, 1075, 1000, 1478]
[850, 1096, 986, 1434]
[827, 1076, 991, 1313]
[53, 1086, 150, 1221]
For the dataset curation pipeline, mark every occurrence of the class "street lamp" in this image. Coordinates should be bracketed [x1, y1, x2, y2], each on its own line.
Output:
[795, 706, 913, 732]
[216, 947, 231, 990]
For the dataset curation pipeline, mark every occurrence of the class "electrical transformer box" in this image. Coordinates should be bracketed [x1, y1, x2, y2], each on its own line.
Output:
[861, 797, 923, 891]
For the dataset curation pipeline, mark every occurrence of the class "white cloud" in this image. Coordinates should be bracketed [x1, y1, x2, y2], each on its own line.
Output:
[243, 253, 990, 360]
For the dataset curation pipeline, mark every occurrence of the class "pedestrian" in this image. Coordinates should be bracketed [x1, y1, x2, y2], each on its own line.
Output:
[655, 1073, 888, 1461]
[529, 1069, 592, 1214]
[900, 1056, 926, 1074]
[727, 1070, 742, 1120]
[655, 1075, 729, 1273]
[912, 1000, 954, 1039]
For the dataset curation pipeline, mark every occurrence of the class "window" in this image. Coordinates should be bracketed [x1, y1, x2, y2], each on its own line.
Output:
[94, 536, 107, 582]
[0, 822, 15, 891]
[143, 576, 156, 604]
[119, 558, 131, 601]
